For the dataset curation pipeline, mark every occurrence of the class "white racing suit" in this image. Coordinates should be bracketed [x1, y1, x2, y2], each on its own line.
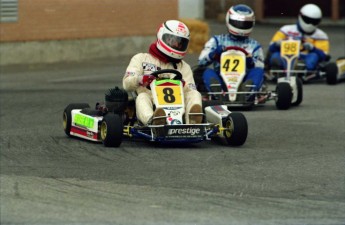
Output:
[123, 53, 202, 125]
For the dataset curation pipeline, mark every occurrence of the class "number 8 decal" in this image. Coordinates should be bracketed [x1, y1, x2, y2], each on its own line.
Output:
[163, 88, 175, 103]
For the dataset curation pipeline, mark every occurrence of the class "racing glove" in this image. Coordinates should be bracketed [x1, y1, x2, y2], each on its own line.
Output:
[138, 74, 155, 86]
[274, 40, 281, 47]
[268, 41, 281, 52]
[246, 56, 255, 69]
[181, 79, 186, 87]
[303, 42, 314, 51]
[208, 45, 225, 60]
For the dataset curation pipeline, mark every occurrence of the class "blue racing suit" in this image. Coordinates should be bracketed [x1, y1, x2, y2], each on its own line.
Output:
[198, 33, 265, 92]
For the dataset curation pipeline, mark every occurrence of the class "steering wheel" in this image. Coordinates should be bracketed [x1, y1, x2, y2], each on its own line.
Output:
[225, 46, 249, 56]
[150, 69, 183, 81]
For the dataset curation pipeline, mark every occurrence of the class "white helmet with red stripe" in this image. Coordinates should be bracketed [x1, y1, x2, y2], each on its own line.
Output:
[156, 20, 190, 60]
[226, 4, 255, 37]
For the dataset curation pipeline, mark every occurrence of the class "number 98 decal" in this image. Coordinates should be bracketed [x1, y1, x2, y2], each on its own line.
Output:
[281, 40, 300, 56]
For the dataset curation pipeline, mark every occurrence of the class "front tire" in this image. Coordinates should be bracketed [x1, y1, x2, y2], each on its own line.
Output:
[291, 77, 303, 106]
[275, 82, 292, 110]
[100, 113, 123, 147]
[63, 103, 90, 136]
[223, 112, 248, 146]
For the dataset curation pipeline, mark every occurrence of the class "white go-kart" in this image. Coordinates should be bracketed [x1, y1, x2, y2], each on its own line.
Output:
[63, 69, 249, 147]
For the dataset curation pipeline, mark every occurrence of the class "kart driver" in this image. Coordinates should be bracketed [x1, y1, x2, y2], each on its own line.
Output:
[122, 20, 203, 125]
[197, 4, 265, 99]
[265, 3, 329, 73]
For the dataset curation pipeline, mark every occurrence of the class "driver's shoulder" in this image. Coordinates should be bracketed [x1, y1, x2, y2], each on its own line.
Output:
[131, 52, 153, 60]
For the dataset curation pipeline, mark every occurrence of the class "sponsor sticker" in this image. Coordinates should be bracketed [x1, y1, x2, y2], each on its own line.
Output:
[74, 114, 94, 128]
[142, 62, 158, 72]
[165, 125, 204, 138]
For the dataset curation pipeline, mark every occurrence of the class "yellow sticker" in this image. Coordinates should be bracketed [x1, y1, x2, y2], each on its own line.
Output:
[155, 86, 182, 105]
[221, 54, 245, 75]
[227, 76, 238, 82]
[281, 40, 300, 56]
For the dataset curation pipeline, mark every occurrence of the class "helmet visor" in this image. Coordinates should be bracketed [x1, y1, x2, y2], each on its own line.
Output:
[162, 34, 189, 51]
[229, 18, 254, 30]
[301, 14, 321, 25]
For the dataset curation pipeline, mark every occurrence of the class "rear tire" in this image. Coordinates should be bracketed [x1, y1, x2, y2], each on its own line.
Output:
[63, 103, 90, 136]
[325, 62, 338, 85]
[275, 82, 292, 110]
[100, 113, 123, 147]
[223, 112, 248, 146]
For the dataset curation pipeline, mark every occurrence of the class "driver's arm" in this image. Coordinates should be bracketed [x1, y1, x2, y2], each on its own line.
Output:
[180, 64, 198, 93]
[198, 37, 218, 66]
[123, 53, 144, 91]
[252, 45, 265, 69]
[268, 28, 287, 52]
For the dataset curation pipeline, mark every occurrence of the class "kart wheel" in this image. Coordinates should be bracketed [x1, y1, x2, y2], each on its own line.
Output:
[223, 112, 248, 146]
[275, 82, 292, 110]
[63, 103, 90, 137]
[100, 113, 123, 147]
[325, 62, 338, 85]
[291, 77, 303, 106]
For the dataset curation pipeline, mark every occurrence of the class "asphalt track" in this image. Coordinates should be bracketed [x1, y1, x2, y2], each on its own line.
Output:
[0, 22, 344, 225]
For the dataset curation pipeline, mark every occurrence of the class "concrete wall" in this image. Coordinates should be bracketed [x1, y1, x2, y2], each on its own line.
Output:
[179, 0, 204, 19]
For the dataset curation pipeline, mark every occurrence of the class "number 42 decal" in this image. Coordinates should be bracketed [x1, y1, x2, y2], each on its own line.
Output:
[221, 55, 245, 75]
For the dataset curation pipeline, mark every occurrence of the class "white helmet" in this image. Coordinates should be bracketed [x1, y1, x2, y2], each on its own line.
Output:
[298, 4, 322, 34]
[156, 20, 190, 60]
[225, 4, 255, 37]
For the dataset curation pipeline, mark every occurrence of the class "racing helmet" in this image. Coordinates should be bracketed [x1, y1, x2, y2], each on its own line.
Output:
[298, 4, 322, 34]
[226, 4, 255, 37]
[156, 20, 190, 60]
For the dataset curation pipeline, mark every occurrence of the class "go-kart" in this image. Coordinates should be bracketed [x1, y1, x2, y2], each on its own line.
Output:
[194, 45, 300, 110]
[63, 69, 248, 147]
[329, 56, 345, 84]
[266, 39, 341, 85]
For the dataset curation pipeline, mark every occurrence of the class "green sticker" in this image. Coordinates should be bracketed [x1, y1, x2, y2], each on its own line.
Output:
[74, 114, 94, 128]
[155, 79, 181, 86]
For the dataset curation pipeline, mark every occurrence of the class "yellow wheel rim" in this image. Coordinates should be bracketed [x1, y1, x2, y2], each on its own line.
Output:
[100, 122, 107, 140]
[224, 119, 233, 138]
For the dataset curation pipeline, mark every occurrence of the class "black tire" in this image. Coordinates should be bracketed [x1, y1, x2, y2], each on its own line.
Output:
[325, 62, 338, 85]
[291, 77, 303, 106]
[63, 103, 90, 137]
[275, 82, 292, 110]
[100, 113, 123, 147]
[223, 112, 248, 146]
